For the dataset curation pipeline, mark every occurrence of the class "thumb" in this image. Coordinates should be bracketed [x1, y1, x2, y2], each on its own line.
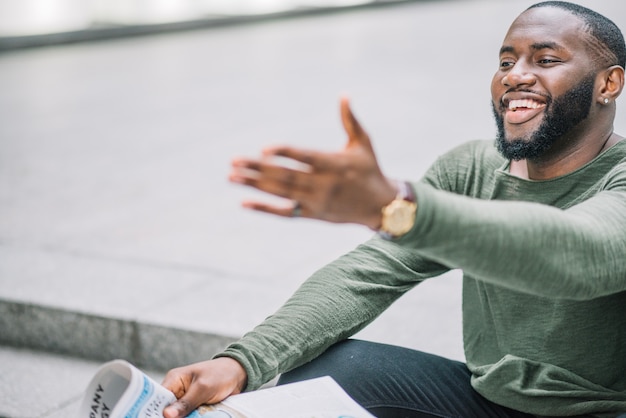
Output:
[163, 397, 196, 418]
[340, 96, 373, 152]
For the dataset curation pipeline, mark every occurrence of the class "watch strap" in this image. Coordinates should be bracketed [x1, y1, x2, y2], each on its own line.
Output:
[395, 180, 415, 203]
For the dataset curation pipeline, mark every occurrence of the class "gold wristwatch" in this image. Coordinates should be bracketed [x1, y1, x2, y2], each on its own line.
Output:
[379, 181, 417, 239]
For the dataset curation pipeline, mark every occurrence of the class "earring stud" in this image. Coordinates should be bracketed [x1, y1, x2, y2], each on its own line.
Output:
[604, 98, 610, 104]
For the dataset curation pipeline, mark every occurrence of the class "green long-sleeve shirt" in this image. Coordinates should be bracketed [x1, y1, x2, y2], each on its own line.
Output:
[218, 139, 626, 416]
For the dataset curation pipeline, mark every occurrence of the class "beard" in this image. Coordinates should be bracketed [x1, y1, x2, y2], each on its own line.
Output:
[492, 73, 596, 161]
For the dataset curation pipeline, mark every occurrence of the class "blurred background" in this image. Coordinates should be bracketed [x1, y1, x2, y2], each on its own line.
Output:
[0, 0, 403, 48]
[0, 1, 625, 416]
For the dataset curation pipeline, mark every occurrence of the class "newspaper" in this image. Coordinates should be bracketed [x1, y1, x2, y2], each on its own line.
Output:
[79, 359, 375, 418]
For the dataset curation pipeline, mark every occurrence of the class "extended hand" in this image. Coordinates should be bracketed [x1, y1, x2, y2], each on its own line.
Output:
[161, 357, 247, 418]
[228, 97, 397, 230]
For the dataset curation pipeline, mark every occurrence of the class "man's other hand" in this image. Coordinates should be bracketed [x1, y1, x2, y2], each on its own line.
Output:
[162, 357, 247, 418]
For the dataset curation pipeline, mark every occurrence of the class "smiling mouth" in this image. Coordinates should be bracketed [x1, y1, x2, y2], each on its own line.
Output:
[505, 99, 546, 124]
[508, 99, 545, 112]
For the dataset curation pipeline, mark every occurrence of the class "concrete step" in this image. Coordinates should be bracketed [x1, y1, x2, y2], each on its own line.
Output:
[0, 298, 236, 372]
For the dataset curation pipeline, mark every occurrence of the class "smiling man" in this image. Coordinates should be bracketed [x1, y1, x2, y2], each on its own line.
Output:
[492, 3, 623, 180]
[163, 2, 626, 417]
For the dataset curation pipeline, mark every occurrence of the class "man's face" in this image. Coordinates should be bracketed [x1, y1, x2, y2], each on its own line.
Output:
[490, 7, 598, 161]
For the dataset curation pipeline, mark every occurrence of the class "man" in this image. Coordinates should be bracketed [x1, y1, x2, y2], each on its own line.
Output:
[163, 2, 626, 417]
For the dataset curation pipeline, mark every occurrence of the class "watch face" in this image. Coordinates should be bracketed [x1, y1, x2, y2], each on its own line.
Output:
[382, 199, 417, 236]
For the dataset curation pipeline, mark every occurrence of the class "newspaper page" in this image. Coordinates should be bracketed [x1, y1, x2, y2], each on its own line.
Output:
[80, 359, 374, 418]
[199, 375, 375, 418]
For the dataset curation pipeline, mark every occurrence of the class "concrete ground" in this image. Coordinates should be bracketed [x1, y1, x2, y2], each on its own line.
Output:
[1, 0, 625, 417]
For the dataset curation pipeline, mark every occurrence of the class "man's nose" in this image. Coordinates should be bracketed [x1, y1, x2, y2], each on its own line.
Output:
[502, 62, 537, 88]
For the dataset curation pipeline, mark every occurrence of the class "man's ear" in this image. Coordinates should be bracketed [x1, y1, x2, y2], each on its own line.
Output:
[597, 65, 625, 104]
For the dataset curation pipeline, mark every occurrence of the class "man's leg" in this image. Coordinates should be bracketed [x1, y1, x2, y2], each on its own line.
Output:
[278, 339, 533, 418]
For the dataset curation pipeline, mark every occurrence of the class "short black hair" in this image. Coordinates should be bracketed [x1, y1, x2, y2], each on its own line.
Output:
[527, 1, 626, 68]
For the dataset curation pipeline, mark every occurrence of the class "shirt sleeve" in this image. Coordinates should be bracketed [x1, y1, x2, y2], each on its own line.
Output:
[396, 163, 626, 300]
[216, 228, 449, 390]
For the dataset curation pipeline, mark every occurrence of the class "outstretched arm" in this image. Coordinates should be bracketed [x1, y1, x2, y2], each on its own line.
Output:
[162, 98, 424, 417]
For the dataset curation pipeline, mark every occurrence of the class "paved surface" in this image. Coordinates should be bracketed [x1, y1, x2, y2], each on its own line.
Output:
[1, 0, 625, 417]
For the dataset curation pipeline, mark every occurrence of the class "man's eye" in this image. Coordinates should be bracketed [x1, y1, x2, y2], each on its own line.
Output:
[500, 60, 515, 68]
[538, 58, 560, 64]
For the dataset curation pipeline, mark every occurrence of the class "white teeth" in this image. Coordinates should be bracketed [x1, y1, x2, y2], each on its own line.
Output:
[508, 99, 544, 111]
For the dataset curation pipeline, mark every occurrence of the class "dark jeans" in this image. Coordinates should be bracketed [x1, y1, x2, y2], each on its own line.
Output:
[278, 339, 625, 418]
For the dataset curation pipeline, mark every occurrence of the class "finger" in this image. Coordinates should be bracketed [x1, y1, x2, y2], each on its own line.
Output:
[162, 400, 189, 418]
[162, 381, 213, 418]
[230, 175, 306, 202]
[230, 160, 312, 199]
[262, 146, 339, 173]
[161, 369, 189, 400]
[241, 200, 303, 218]
[340, 97, 374, 152]
[261, 146, 317, 168]
[162, 397, 197, 418]
[231, 158, 304, 183]
[229, 172, 298, 199]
